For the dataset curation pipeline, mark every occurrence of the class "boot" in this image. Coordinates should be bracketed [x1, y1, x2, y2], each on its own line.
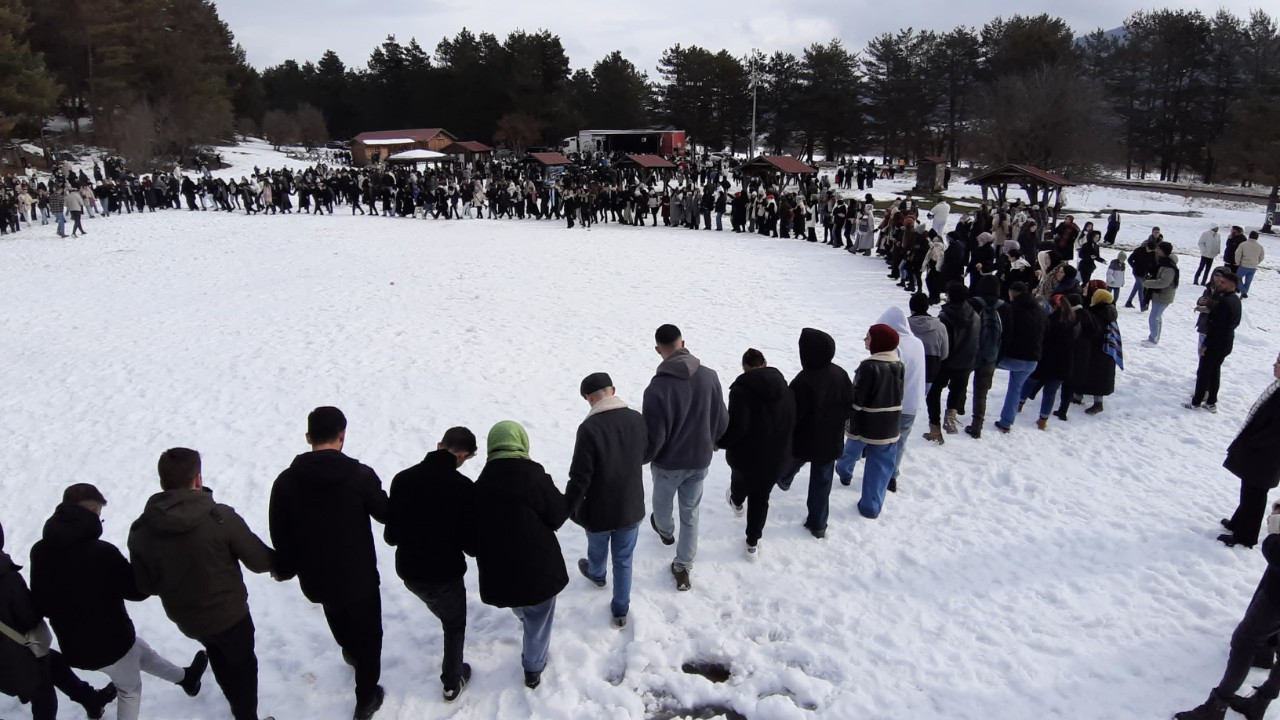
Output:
[1052, 408, 1068, 422]
[1228, 684, 1279, 720]
[1173, 690, 1228, 720]
[1085, 401, 1104, 415]
[1036, 417, 1048, 431]
[964, 423, 982, 439]
[922, 424, 945, 444]
[943, 410, 959, 434]
[178, 651, 208, 697]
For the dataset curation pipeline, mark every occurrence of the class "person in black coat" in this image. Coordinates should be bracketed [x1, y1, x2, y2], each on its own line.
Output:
[565, 373, 648, 627]
[924, 283, 981, 442]
[1189, 272, 1243, 412]
[1218, 354, 1280, 549]
[1017, 295, 1080, 428]
[0, 519, 116, 720]
[31, 485, 205, 720]
[385, 427, 478, 702]
[780, 328, 853, 539]
[268, 407, 389, 720]
[719, 350, 797, 555]
[471, 421, 568, 690]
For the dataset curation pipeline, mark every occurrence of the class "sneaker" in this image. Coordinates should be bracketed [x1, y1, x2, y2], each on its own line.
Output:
[353, 685, 385, 720]
[1219, 533, 1256, 549]
[442, 664, 472, 703]
[577, 558, 606, 588]
[649, 513, 674, 546]
[726, 488, 744, 518]
[805, 524, 826, 539]
[888, 477, 898, 493]
[745, 541, 759, 560]
[671, 562, 691, 591]
[1084, 402, 1104, 415]
[837, 474, 852, 487]
[524, 670, 542, 689]
[993, 421, 1011, 434]
[612, 615, 628, 629]
[83, 684, 118, 720]
[1140, 339, 1157, 347]
[1206, 404, 1218, 414]
[179, 650, 208, 697]
[1183, 402, 1201, 410]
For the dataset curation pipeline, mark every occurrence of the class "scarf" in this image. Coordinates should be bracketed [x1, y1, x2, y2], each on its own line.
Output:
[586, 395, 629, 419]
[1104, 321, 1124, 371]
[1246, 380, 1280, 426]
[486, 421, 530, 461]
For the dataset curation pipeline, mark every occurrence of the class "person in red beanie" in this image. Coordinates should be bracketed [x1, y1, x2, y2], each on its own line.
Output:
[842, 324, 906, 519]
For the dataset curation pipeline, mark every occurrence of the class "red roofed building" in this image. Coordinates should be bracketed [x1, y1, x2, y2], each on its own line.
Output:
[351, 128, 457, 167]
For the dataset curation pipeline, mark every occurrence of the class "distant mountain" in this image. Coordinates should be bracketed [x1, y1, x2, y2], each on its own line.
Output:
[1074, 26, 1126, 46]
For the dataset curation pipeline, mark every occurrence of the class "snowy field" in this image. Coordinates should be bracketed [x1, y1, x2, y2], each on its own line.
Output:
[1, 143, 1279, 719]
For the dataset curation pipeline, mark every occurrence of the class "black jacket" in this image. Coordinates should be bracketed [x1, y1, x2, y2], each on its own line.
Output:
[1000, 293, 1047, 362]
[788, 329, 854, 463]
[1203, 291, 1242, 356]
[1260, 534, 1280, 602]
[1226, 386, 1280, 490]
[846, 354, 905, 445]
[385, 450, 474, 585]
[1128, 244, 1156, 276]
[128, 488, 275, 640]
[30, 504, 143, 670]
[471, 458, 569, 608]
[939, 300, 981, 370]
[1031, 316, 1080, 381]
[719, 367, 796, 483]
[565, 401, 648, 533]
[269, 450, 388, 606]
[0, 551, 43, 698]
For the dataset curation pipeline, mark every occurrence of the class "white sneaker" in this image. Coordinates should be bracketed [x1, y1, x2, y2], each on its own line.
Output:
[745, 541, 759, 561]
[726, 488, 744, 518]
[1183, 402, 1201, 410]
[1205, 404, 1218, 414]
[1140, 339, 1158, 348]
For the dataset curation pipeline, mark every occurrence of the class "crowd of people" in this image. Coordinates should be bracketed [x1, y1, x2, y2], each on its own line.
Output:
[0, 150, 1274, 720]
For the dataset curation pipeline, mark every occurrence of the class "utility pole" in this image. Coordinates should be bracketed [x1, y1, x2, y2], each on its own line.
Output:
[748, 51, 760, 159]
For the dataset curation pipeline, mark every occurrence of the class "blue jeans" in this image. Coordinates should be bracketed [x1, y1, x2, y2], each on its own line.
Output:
[511, 596, 556, 673]
[997, 358, 1038, 427]
[54, 210, 66, 236]
[651, 466, 707, 571]
[1127, 274, 1149, 310]
[1240, 267, 1257, 296]
[782, 458, 836, 531]
[585, 524, 639, 618]
[892, 413, 915, 479]
[853, 443, 898, 518]
[1148, 301, 1170, 343]
[1021, 377, 1064, 419]
[715, 211, 723, 231]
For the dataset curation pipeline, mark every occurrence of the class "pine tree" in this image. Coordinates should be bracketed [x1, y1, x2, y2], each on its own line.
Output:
[0, 0, 59, 137]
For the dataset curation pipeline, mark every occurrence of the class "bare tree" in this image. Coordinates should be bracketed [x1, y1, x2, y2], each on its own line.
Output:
[261, 109, 298, 150]
[493, 112, 543, 154]
[293, 103, 328, 149]
[100, 101, 157, 170]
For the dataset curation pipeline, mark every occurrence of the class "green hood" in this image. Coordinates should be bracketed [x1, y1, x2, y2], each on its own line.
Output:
[487, 421, 531, 461]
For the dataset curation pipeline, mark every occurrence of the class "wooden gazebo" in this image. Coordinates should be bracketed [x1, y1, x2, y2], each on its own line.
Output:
[739, 155, 817, 189]
[967, 164, 1078, 222]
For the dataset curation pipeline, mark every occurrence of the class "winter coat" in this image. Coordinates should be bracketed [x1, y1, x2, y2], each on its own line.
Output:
[471, 458, 569, 609]
[1128, 244, 1156, 277]
[1238, 239, 1265, 269]
[128, 488, 274, 639]
[1106, 263, 1126, 288]
[269, 450, 388, 606]
[878, 307, 927, 418]
[1079, 302, 1118, 397]
[1143, 255, 1180, 305]
[845, 352, 905, 445]
[787, 329, 854, 463]
[908, 314, 950, 386]
[565, 398, 648, 533]
[64, 190, 83, 212]
[643, 349, 729, 471]
[719, 367, 796, 483]
[1226, 234, 1245, 265]
[1225, 384, 1280, 490]
[385, 450, 474, 585]
[1199, 230, 1222, 258]
[30, 504, 142, 670]
[0, 551, 43, 699]
[938, 300, 981, 370]
[1203, 291, 1242, 356]
[1000, 292, 1048, 362]
[1030, 316, 1080, 382]
[1258, 534, 1280, 607]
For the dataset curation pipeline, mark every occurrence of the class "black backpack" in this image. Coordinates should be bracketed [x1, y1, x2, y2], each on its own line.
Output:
[973, 298, 1005, 365]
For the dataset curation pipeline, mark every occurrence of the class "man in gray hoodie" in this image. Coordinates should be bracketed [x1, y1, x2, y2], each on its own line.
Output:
[644, 324, 729, 591]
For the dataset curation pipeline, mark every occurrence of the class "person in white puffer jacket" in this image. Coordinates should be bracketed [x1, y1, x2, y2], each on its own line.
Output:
[1195, 226, 1221, 287]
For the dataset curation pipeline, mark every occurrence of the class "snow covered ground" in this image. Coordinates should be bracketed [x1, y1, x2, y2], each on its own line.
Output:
[1, 143, 1278, 719]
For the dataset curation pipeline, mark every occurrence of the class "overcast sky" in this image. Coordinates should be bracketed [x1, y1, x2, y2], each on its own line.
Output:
[215, 0, 1267, 74]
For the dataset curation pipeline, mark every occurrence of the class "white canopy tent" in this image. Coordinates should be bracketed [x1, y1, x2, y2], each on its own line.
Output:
[386, 149, 451, 163]
[361, 138, 414, 146]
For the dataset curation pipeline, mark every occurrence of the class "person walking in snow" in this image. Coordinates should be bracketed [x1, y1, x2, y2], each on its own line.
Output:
[565, 373, 648, 628]
[268, 407, 389, 720]
[1237, 231, 1265, 299]
[923, 283, 980, 443]
[30, 484, 208, 720]
[838, 325, 906, 519]
[470, 421, 568, 691]
[385, 427, 478, 703]
[780, 329, 852, 539]
[1195, 226, 1222, 287]
[1106, 251, 1127, 301]
[1141, 241, 1180, 347]
[1215, 352, 1280, 552]
[128, 448, 276, 720]
[1185, 272, 1242, 414]
[993, 282, 1046, 433]
[1125, 234, 1159, 310]
[720, 350, 796, 557]
[643, 324, 729, 592]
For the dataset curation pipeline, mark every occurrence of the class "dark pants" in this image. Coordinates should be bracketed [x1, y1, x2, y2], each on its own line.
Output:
[1217, 590, 1280, 697]
[1194, 256, 1216, 286]
[26, 650, 98, 720]
[1228, 483, 1270, 547]
[1126, 273, 1148, 310]
[322, 591, 383, 705]
[927, 367, 973, 424]
[70, 210, 85, 236]
[970, 362, 997, 424]
[1193, 349, 1229, 406]
[200, 614, 259, 720]
[729, 469, 775, 544]
[781, 458, 836, 532]
[405, 578, 466, 691]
